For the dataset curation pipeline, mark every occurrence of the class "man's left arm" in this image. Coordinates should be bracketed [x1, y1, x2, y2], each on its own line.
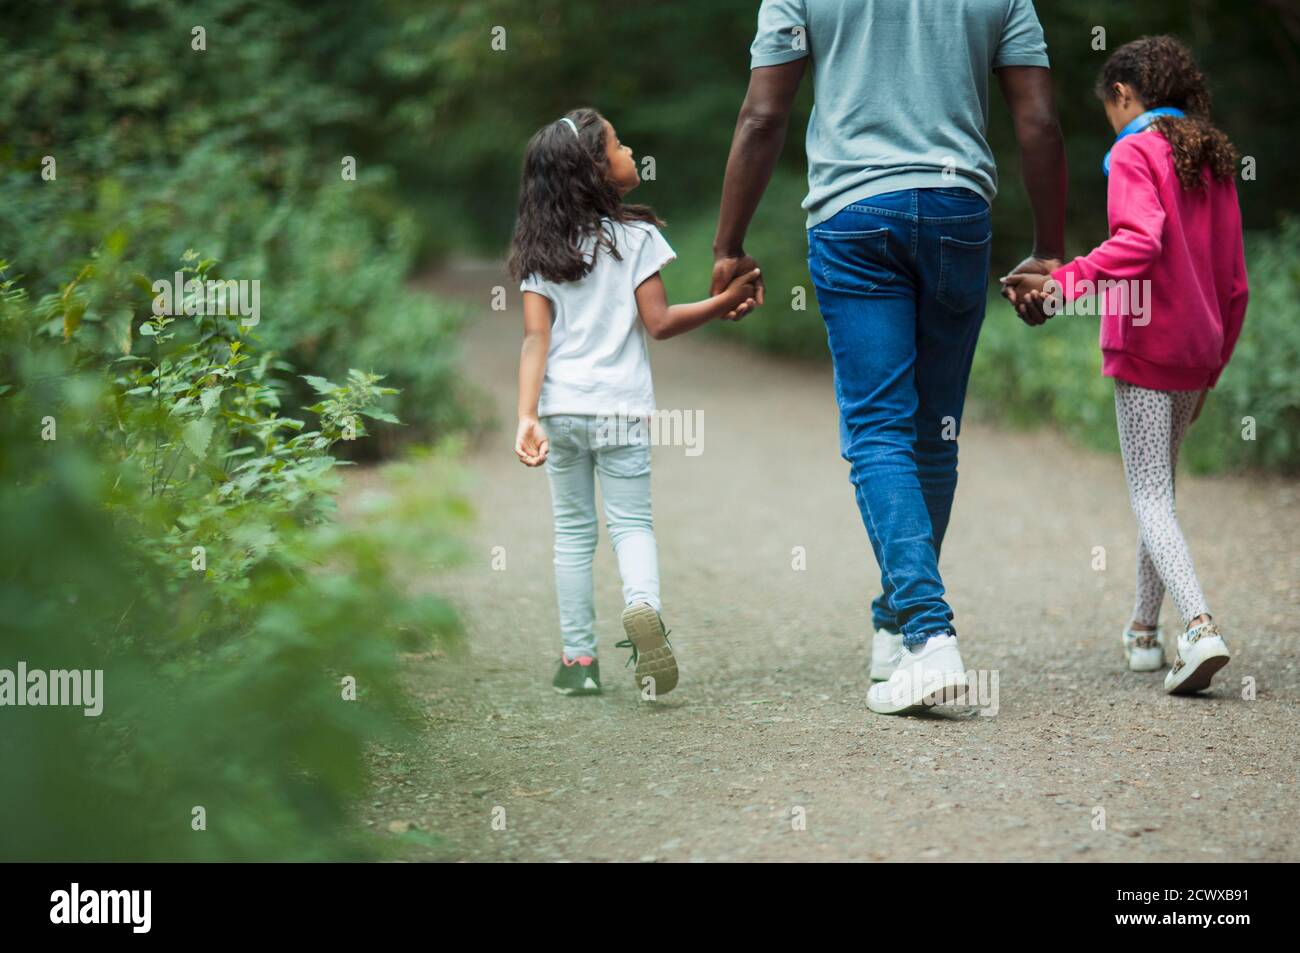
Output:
[710, 59, 807, 316]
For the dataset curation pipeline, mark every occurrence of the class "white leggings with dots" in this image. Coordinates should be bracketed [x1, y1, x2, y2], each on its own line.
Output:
[1114, 380, 1211, 628]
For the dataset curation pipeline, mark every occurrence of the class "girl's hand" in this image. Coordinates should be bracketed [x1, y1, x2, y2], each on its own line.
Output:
[1191, 388, 1208, 424]
[721, 267, 761, 315]
[1000, 271, 1049, 298]
[1000, 272, 1055, 325]
[711, 255, 765, 321]
[515, 416, 549, 467]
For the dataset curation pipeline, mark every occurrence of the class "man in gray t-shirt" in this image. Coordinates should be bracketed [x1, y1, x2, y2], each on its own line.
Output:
[710, 0, 1067, 715]
[749, 0, 1050, 227]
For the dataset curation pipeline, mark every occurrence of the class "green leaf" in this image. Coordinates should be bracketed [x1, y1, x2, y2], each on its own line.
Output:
[301, 375, 339, 395]
[62, 299, 85, 339]
[200, 387, 224, 414]
[360, 407, 400, 424]
[181, 417, 215, 459]
[107, 310, 133, 356]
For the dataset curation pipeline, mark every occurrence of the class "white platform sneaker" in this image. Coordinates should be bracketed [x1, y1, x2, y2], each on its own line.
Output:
[867, 633, 968, 715]
[870, 628, 904, 682]
[1164, 621, 1230, 695]
[1123, 627, 1166, 672]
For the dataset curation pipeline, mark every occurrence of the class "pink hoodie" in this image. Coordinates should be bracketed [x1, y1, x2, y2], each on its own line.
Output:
[1051, 130, 1248, 390]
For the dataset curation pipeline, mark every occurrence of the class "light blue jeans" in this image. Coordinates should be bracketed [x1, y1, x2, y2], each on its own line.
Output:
[542, 414, 660, 658]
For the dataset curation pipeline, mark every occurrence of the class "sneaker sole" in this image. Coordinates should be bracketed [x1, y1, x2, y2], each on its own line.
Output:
[552, 685, 601, 696]
[622, 603, 678, 696]
[1166, 650, 1230, 695]
[867, 673, 969, 715]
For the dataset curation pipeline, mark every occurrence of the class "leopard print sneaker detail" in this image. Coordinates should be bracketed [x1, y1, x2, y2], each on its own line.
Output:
[1165, 621, 1230, 695]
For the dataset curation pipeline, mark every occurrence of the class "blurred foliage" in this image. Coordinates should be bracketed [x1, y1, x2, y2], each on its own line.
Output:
[384, 1, 1300, 258]
[0, 254, 468, 860]
[0, 1, 479, 860]
[0, 0, 480, 447]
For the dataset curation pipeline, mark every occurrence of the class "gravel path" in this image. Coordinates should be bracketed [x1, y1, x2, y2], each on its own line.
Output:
[357, 262, 1300, 862]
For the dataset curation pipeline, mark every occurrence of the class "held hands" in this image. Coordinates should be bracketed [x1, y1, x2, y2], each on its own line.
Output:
[719, 266, 762, 318]
[999, 255, 1064, 327]
[710, 253, 766, 321]
[515, 416, 549, 467]
[1000, 271, 1056, 320]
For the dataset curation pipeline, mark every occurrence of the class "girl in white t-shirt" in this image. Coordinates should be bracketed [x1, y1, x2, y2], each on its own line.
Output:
[509, 107, 760, 698]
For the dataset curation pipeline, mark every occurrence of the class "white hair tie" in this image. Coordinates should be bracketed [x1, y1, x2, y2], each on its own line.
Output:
[558, 116, 580, 139]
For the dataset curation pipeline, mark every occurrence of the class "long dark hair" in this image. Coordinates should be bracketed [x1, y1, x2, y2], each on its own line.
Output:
[507, 107, 663, 284]
[1096, 35, 1238, 190]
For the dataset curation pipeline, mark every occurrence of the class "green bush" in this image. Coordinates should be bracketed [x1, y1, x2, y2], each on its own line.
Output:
[0, 1, 476, 447]
[0, 254, 467, 860]
[0, 3, 481, 858]
[253, 182, 485, 456]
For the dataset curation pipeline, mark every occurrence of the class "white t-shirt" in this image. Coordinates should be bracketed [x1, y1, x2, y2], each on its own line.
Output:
[520, 219, 676, 418]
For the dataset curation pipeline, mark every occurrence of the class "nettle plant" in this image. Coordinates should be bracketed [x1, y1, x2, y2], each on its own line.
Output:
[23, 248, 420, 645]
[3, 252, 463, 859]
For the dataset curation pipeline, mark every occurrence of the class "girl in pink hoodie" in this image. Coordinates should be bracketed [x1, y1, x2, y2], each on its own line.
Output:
[1006, 36, 1248, 696]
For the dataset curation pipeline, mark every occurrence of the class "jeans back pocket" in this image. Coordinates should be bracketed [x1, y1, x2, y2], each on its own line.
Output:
[597, 436, 651, 479]
[935, 233, 991, 312]
[810, 225, 892, 295]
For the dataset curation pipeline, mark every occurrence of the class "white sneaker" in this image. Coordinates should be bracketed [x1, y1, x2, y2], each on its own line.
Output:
[867, 633, 968, 715]
[869, 628, 904, 681]
[1164, 621, 1230, 695]
[1123, 627, 1165, 672]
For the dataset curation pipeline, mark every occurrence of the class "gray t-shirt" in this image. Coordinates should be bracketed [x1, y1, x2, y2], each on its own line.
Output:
[750, 0, 1050, 228]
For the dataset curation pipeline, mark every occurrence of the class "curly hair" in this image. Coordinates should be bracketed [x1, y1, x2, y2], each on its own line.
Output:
[507, 107, 663, 284]
[1096, 35, 1238, 190]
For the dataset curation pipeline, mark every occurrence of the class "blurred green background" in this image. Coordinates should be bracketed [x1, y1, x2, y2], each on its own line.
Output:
[1, 0, 1296, 860]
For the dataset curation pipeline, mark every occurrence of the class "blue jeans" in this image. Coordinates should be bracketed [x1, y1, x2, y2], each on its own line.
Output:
[808, 188, 991, 646]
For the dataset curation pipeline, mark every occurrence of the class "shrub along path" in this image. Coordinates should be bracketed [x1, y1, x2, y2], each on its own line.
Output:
[353, 262, 1300, 861]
